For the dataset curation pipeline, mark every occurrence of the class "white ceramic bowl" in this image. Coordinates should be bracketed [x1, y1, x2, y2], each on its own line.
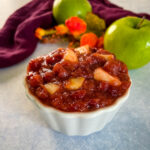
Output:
[25, 80, 131, 136]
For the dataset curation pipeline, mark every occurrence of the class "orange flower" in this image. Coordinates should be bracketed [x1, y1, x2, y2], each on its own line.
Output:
[35, 28, 46, 40]
[80, 32, 98, 48]
[65, 17, 87, 37]
[35, 27, 56, 40]
[55, 24, 69, 35]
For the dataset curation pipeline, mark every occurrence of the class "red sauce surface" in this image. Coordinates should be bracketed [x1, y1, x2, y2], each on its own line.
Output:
[26, 47, 131, 112]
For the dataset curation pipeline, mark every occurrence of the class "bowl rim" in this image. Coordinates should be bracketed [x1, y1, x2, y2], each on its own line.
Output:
[24, 78, 131, 118]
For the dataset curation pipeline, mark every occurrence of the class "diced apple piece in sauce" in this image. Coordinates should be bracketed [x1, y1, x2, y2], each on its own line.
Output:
[63, 49, 78, 62]
[94, 68, 121, 86]
[99, 54, 114, 60]
[75, 45, 90, 54]
[93, 53, 114, 61]
[65, 77, 85, 90]
[44, 83, 60, 95]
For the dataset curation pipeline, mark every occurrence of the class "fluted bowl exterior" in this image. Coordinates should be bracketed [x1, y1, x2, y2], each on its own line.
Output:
[25, 80, 131, 136]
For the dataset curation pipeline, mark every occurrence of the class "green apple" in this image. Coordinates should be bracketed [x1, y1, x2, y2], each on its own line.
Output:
[104, 16, 150, 69]
[52, 0, 92, 24]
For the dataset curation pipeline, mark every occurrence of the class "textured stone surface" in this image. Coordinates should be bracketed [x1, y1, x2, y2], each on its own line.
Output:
[0, 0, 150, 150]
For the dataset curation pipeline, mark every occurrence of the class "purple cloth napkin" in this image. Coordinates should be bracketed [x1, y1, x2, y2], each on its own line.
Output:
[0, 0, 150, 68]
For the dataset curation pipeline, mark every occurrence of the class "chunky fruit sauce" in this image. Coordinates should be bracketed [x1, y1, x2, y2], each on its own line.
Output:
[26, 46, 131, 112]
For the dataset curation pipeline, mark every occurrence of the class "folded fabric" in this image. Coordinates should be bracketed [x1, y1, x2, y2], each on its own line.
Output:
[0, 0, 150, 68]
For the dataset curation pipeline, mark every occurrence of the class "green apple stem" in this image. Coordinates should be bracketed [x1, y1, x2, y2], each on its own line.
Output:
[136, 16, 146, 29]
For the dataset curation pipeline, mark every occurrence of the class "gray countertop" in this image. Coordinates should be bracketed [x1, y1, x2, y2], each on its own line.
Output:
[0, 0, 150, 150]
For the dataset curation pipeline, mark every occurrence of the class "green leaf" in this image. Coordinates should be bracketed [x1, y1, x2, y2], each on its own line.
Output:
[45, 29, 56, 35]
[85, 12, 106, 36]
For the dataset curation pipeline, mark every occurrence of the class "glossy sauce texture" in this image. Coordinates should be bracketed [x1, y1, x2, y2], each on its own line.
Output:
[26, 47, 131, 112]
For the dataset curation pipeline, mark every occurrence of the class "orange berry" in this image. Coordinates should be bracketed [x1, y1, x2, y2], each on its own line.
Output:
[55, 24, 68, 35]
[97, 36, 104, 48]
[65, 17, 87, 37]
[80, 32, 98, 48]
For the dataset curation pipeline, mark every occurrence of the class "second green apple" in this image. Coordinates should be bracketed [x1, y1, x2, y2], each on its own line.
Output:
[53, 0, 92, 24]
[104, 16, 150, 69]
